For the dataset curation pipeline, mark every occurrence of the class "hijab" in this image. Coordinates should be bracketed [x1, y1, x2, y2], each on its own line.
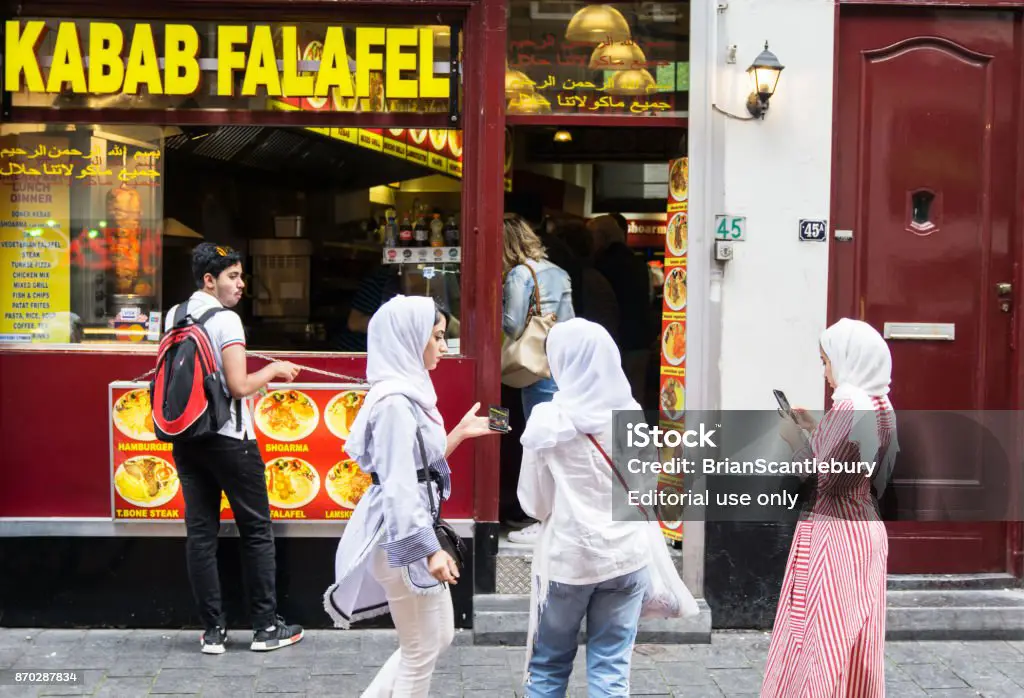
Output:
[343, 295, 444, 463]
[819, 318, 900, 498]
[521, 318, 640, 449]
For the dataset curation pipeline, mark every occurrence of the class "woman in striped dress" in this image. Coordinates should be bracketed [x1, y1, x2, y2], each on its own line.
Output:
[762, 318, 899, 698]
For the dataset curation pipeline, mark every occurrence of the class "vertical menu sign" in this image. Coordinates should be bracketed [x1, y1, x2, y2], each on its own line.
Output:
[0, 135, 72, 343]
[110, 382, 374, 523]
[658, 157, 688, 542]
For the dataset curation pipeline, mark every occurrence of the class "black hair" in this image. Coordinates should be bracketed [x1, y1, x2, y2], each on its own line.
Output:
[434, 302, 451, 328]
[192, 242, 243, 289]
[610, 213, 629, 234]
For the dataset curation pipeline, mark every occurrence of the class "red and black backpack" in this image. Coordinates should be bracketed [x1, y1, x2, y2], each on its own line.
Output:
[150, 304, 241, 442]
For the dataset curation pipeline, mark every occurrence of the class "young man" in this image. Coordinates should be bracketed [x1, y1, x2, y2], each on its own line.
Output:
[167, 242, 304, 654]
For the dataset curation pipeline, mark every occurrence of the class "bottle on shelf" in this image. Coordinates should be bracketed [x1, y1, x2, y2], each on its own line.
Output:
[398, 212, 413, 247]
[384, 208, 398, 248]
[444, 215, 460, 247]
[413, 207, 430, 247]
[429, 213, 445, 247]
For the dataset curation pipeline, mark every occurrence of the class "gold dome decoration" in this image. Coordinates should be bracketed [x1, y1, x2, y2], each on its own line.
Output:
[565, 5, 631, 44]
[507, 92, 551, 114]
[605, 69, 656, 96]
[589, 41, 646, 71]
[505, 68, 535, 99]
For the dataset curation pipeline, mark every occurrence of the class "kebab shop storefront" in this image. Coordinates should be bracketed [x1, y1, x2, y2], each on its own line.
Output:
[0, 4, 510, 630]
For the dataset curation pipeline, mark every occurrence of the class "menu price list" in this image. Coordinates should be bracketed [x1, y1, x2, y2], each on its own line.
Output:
[0, 134, 71, 344]
[109, 382, 372, 522]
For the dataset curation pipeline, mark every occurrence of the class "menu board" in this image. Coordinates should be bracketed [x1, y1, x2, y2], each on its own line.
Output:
[266, 98, 512, 191]
[0, 134, 72, 343]
[109, 381, 372, 523]
[657, 157, 688, 542]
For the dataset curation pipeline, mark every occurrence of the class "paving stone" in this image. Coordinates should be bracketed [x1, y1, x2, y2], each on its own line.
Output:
[92, 676, 157, 698]
[255, 667, 312, 693]
[151, 667, 212, 694]
[708, 668, 763, 694]
[899, 663, 970, 690]
[668, 686, 725, 698]
[658, 661, 717, 686]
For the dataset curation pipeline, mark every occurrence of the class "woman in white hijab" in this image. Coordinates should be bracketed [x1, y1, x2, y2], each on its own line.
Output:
[517, 318, 698, 697]
[762, 318, 899, 698]
[323, 295, 494, 698]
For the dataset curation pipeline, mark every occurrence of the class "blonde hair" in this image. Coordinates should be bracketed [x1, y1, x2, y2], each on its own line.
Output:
[502, 213, 547, 273]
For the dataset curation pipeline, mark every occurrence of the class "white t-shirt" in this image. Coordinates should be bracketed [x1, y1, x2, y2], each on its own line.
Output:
[164, 291, 255, 440]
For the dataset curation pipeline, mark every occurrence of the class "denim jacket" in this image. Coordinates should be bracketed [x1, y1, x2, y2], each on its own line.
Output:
[503, 258, 575, 340]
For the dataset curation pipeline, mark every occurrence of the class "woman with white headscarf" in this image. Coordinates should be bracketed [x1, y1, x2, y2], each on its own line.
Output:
[323, 295, 494, 698]
[762, 318, 899, 698]
[517, 318, 697, 697]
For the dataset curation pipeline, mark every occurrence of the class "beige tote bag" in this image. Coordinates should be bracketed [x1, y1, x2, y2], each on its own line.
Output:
[501, 263, 557, 388]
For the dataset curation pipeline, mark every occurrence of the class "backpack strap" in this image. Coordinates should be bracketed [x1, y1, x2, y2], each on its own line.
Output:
[194, 306, 244, 432]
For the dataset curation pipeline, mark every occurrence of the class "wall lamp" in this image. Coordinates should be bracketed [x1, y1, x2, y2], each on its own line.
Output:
[745, 42, 784, 119]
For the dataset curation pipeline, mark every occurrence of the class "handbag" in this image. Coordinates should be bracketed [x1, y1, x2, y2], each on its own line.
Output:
[412, 423, 468, 572]
[587, 434, 700, 620]
[501, 263, 557, 389]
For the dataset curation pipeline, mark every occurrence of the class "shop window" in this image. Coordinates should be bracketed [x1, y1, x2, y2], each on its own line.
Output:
[0, 18, 477, 352]
[505, 1, 690, 118]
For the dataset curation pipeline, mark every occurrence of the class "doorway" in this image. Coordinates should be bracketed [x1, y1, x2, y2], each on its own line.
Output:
[829, 6, 1021, 574]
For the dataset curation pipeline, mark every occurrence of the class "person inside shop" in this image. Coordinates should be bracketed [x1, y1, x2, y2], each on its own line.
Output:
[762, 318, 899, 697]
[551, 217, 620, 343]
[589, 214, 657, 408]
[324, 295, 497, 697]
[168, 242, 305, 655]
[329, 262, 401, 352]
[501, 213, 575, 546]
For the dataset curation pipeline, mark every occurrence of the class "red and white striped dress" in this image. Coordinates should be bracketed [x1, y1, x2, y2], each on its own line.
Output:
[761, 397, 895, 698]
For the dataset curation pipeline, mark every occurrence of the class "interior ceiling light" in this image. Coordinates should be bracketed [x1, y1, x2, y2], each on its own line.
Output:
[553, 129, 572, 142]
[565, 4, 631, 44]
[505, 68, 535, 99]
[589, 41, 646, 71]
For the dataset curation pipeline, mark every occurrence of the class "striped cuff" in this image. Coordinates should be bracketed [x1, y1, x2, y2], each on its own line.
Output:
[383, 526, 441, 567]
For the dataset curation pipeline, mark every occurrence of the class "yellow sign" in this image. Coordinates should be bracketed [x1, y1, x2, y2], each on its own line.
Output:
[0, 135, 71, 344]
[5, 21, 450, 100]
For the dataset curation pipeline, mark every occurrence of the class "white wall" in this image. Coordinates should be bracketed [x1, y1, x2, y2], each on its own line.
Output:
[713, 0, 836, 411]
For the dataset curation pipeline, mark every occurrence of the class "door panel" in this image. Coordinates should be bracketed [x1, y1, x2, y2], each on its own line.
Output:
[832, 7, 1019, 573]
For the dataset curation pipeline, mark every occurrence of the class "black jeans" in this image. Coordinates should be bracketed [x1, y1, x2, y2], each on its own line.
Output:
[173, 435, 277, 630]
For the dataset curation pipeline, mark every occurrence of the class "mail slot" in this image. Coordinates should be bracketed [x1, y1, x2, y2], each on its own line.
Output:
[882, 322, 955, 341]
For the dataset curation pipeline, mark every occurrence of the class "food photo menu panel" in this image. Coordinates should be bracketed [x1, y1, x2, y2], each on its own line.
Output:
[110, 381, 372, 523]
[657, 157, 688, 543]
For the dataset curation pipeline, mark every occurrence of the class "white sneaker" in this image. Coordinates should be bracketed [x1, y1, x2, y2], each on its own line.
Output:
[507, 522, 541, 546]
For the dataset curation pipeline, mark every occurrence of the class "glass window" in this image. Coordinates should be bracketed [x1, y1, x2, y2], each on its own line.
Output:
[505, 1, 689, 118]
[0, 17, 476, 353]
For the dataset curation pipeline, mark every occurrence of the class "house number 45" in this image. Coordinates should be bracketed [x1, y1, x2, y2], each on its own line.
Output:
[715, 215, 746, 241]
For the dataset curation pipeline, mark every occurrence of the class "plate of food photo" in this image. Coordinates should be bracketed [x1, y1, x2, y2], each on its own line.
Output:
[265, 457, 321, 509]
[448, 130, 463, 158]
[428, 129, 448, 152]
[325, 459, 373, 509]
[660, 377, 685, 419]
[113, 388, 157, 441]
[662, 322, 686, 366]
[666, 212, 687, 258]
[255, 389, 320, 442]
[114, 456, 179, 508]
[664, 267, 687, 312]
[325, 390, 367, 440]
[669, 158, 688, 202]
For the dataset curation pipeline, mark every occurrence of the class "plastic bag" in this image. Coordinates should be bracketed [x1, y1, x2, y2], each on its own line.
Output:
[640, 521, 700, 619]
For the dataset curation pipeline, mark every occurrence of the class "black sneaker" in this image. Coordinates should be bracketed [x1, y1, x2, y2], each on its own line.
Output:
[250, 616, 303, 652]
[201, 626, 227, 655]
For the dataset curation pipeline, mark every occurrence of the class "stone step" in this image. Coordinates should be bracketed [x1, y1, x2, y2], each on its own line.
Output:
[886, 588, 1024, 641]
[887, 573, 1018, 591]
[472, 593, 712, 646]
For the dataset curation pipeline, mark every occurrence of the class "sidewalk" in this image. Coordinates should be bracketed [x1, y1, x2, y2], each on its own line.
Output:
[1, 628, 1023, 697]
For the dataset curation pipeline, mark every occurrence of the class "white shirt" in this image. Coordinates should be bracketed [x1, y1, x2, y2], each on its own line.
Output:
[518, 429, 649, 586]
[164, 291, 255, 440]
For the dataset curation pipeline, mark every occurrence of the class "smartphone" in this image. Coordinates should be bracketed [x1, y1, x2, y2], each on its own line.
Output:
[773, 389, 795, 421]
[488, 406, 511, 433]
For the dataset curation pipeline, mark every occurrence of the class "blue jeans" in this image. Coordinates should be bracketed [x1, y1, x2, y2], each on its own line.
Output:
[522, 376, 558, 421]
[525, 567, 649, 698]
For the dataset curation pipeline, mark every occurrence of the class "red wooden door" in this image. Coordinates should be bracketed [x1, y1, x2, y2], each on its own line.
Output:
[831, 7, 1020, 573]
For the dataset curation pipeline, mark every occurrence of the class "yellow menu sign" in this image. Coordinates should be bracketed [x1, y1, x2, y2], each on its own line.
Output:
[0, 135, 71, 343]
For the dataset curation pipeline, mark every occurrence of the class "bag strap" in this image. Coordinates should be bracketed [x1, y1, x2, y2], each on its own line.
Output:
[587, 434, 652, 522]
[413, 425, 442, 524]
[522, 262, 543, 320]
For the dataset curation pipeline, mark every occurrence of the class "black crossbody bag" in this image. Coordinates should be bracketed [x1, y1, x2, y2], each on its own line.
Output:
[411, 418, 468, 572]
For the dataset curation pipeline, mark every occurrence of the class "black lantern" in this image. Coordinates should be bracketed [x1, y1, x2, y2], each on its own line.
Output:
[746, 42, 784, 119]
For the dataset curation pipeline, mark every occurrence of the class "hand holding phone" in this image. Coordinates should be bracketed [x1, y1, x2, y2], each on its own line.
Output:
[773, 389, 795, 422]
[488, 406, 511, 433]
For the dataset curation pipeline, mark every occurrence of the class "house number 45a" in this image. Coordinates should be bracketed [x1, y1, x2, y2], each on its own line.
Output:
[715, 215, 746, 241]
